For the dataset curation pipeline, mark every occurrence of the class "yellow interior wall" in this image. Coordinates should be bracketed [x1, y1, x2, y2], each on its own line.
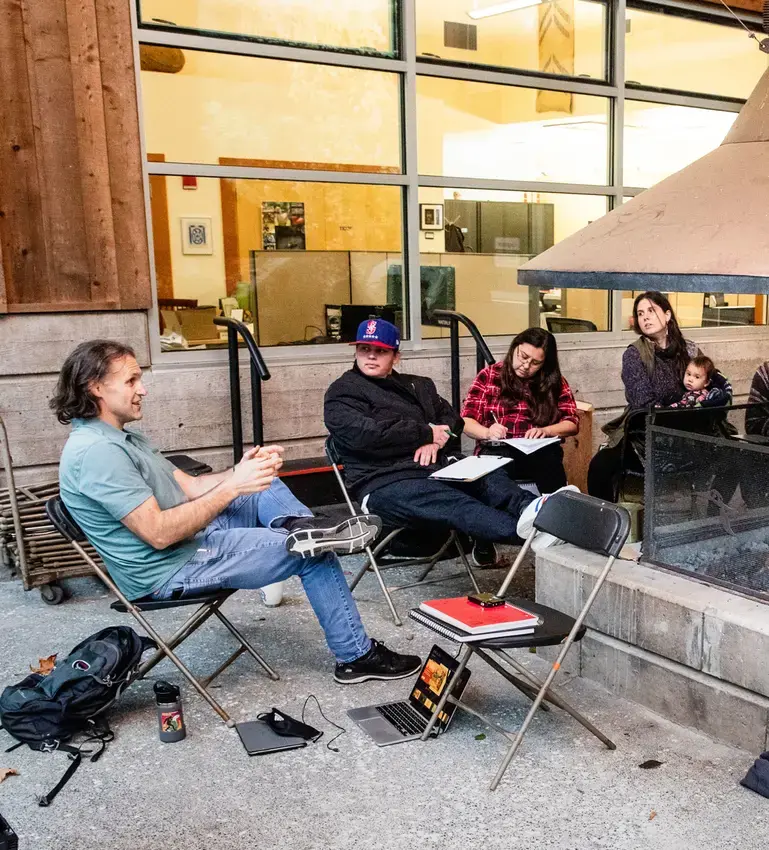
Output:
[141, 53, 401, 169]
[140, 0, 394, 54]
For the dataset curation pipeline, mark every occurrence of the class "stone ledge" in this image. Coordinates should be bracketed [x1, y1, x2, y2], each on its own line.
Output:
[576, 631, 769, 753]
[536, 545, 769, 699]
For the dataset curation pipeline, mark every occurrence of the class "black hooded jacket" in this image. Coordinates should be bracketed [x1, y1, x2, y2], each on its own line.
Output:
[324, 363, 464, 498]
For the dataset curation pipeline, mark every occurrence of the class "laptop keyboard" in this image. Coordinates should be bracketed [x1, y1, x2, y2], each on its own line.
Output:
[376, 701, 428, 736]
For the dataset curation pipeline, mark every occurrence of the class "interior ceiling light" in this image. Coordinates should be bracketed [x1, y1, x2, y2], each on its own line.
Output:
[467, 0, 543, 20]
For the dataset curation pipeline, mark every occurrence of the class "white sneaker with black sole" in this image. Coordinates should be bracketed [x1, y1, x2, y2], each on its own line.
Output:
[516, 485, 580, 551]
[284, 514, 382, 558]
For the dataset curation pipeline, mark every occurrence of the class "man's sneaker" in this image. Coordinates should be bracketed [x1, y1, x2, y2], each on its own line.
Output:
[470, 539, 499, 568]
[516, 485, 580, 550]
[284, 514, 382, 557]
[334, 639, 422, 684]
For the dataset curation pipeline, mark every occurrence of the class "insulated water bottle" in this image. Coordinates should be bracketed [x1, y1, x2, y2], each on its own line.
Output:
[154, 681, 186, 743]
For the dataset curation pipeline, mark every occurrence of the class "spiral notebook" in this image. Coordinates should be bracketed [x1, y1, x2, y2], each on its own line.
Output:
[408, 608, 535, 643]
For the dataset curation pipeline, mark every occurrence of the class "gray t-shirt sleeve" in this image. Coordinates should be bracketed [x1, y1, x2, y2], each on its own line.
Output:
[79, 441, 154, 521]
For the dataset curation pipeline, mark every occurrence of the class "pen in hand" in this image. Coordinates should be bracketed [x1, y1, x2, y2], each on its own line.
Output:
[429, 422, 458, 439]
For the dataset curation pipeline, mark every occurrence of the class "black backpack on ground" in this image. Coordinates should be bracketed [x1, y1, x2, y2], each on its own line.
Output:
[0, 626, 156, 806]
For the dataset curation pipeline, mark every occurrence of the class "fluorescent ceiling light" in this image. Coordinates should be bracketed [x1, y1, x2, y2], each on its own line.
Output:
[467, 0, 543, 20]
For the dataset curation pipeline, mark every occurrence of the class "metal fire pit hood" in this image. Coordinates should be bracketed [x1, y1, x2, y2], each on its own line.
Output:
[519, 68, 769, 293]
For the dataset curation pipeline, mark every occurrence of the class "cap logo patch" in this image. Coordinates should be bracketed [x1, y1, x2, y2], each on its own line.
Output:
[365, 320, 378, 336]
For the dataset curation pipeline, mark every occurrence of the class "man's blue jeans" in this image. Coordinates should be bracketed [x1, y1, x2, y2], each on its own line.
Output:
[153, 479, 372, 663]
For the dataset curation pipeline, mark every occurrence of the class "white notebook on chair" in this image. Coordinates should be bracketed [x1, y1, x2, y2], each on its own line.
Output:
[429, 455, 511, 482]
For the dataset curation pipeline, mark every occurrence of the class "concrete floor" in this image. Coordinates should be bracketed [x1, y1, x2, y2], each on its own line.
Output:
[0, 554, 767, 850]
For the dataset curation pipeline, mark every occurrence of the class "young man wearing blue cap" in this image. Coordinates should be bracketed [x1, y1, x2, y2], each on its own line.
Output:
[324, 319, 572, 559]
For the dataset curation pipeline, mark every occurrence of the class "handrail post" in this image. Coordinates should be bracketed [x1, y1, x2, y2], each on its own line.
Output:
[250, 360, 264, 448]
[227, 327, 243, 463]
[214, 317, 270, 464]
[449, 318, 461, 412]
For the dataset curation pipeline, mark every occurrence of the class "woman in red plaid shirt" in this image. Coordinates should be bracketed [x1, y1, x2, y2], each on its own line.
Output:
[461, 327, 579, 495]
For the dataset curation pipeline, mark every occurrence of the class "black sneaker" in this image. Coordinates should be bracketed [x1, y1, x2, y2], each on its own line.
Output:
[284, 514, 381, 558]
[470, 539, 499, 568]
[334, 639, 422, 684]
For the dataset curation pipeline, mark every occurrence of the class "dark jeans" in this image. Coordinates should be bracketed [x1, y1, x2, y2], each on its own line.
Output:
[587, 443, 643, 502]
[481, 442, 566, 494]
[366, 468, 536, 544]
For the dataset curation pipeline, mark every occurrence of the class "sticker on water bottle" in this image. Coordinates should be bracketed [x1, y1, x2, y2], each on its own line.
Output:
[161, 710, 184, 734]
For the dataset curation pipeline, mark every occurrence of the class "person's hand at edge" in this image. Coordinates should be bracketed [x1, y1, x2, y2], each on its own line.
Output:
[430, 425, 451, 448]
[487, 423, 507, 440]
[524, 427, 550, 439]
[414, 443, 439, 466]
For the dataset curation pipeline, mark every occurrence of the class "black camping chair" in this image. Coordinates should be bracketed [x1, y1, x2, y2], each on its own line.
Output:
[45, 497, 278, 726]
[411, 490, 630, 790]
[325, 438, 479, 627]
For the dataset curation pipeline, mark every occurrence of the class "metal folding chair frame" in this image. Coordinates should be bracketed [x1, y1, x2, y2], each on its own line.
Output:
[326, 441, 479, 627]
[46, 498, 278, 727]
[416, 491, 630, 790]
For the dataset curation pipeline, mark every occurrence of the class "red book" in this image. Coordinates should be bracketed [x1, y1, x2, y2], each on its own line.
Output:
[419, 596, 540, 635]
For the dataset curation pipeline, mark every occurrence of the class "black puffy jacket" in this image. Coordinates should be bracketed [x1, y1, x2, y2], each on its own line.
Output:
[324, 364, 464, 498]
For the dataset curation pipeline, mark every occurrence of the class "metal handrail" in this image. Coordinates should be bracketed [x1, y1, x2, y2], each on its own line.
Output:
[213, 317, 271, 463]
[431, 309, 495, 411]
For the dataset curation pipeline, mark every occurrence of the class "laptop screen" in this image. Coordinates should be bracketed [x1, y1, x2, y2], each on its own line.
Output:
[409, 644, 470, 728]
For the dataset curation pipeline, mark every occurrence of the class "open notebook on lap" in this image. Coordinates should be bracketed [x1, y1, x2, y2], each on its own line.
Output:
[348, 644, 471, 747]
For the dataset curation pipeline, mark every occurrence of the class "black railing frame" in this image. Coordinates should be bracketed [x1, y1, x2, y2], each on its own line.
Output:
[213, 317, 271, 463]
[431, 309, 495, 411]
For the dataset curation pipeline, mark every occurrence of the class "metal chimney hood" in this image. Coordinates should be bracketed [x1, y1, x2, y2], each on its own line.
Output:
[518, 68, 769, 294]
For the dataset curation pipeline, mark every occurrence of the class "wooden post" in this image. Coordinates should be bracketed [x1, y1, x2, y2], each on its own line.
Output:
[0, 0, 151, 313]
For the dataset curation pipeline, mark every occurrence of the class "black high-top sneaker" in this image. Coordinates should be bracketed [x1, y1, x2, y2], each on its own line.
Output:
[334, 639, 422, 684]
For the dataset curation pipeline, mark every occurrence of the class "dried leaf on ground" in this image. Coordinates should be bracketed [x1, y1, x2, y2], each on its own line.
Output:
[0, 768, 19, 783]
[649, 811, 657, 821]
[639, 759, 664, 770]
[30, 654, 57, 675]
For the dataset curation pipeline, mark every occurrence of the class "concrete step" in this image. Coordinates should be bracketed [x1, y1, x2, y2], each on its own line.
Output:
[535, 545, 769, 752]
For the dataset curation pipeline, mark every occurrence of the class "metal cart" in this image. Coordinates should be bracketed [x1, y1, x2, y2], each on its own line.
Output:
[0, 414, 100, 604]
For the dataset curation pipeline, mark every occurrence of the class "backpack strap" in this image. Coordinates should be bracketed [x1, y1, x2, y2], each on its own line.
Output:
[37, 720, 114, 807]
[37, 745, 83, 808]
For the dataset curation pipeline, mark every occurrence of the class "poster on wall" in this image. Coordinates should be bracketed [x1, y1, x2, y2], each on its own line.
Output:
[262, 202, 306, 250]
[180, 217, 213, 254]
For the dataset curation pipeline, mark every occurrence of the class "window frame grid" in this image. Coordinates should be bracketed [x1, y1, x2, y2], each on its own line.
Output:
[132, 0, 766, 367]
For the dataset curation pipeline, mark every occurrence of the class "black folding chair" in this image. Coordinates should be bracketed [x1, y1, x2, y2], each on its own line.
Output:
[325, 438, 479, 627]
[45, 497, 279, 726]
[411, 490, 630, 790]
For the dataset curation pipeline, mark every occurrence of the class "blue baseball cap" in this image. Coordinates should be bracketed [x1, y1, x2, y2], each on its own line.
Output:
[352, 318, 400, 350]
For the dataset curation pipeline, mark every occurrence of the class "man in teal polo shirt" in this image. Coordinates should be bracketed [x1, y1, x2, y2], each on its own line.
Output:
[52, 339, 421, 684]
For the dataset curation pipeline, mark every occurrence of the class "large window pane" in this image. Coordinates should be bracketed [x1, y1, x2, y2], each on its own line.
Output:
[624, 101, 737, 188]
[417, 0, 606, 80]
[625, 8, 768, 99]
[149, 176, 404, 350]
[418, 187, 609, 338]
[621, 291, 766, 330]
[141, 51, 401, 170]
[417, 77, 609, 183]
[138, 0, 397, 56]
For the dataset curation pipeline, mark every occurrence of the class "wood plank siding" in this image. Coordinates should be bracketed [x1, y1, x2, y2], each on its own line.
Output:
[0, 0, 151, 313]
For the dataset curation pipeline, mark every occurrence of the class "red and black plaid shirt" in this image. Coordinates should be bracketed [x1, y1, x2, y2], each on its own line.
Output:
[461, 362, 579, 438]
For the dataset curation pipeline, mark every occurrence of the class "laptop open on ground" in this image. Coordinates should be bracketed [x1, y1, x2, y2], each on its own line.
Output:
[347, 644, 471, 747]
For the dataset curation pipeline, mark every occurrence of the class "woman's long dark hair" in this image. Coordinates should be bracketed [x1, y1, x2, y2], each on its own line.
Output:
[500, 327, 562, 426]
[632, 290, 689, 378]
[50, 340, 136, 424]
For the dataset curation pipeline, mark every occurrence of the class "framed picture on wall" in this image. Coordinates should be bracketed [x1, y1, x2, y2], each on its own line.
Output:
[420, 204, 444, 231]
[180, 217, 213, 254]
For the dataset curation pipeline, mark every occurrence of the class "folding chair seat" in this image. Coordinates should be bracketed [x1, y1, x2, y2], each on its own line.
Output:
[410, 490, 630, 790]
[45, 497, 278, 727]
[325, 438, 480, 627]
